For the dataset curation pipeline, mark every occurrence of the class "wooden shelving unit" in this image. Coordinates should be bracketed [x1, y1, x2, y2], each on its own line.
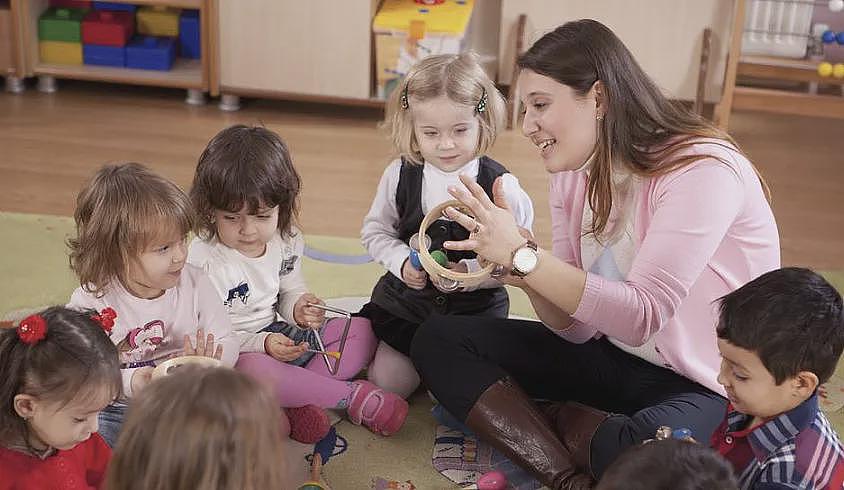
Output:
[12, 0, 215, 98]
[716, 0, 844, 128]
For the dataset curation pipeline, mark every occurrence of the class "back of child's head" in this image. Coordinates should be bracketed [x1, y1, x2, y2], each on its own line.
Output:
[191, 124, 301, 240]
[386, 52, 506, 164]
[717, 267, 844, 385]
[0, 306, 121, 447]
[68, 162, 195, 295]
[596, 439, 738, 490]
[106, 366, 286, 490]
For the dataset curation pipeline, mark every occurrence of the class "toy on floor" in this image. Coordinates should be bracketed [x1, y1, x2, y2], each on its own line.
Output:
[151, 355, 222, 379]
[643, 425, 694, 444]
[372, 476, 416, 489]
[476, 470, 508, 490]
[416, 199, 497, 292]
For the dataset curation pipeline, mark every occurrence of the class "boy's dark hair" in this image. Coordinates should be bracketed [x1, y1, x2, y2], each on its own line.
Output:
[717, 267, 844, 384]
[596, 439, 738, 490]
[0, 306, 121, 448]
[191, 125, 301, 240]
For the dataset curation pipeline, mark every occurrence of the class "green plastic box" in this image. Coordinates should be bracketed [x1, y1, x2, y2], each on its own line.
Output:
[38, 7, 86, 43]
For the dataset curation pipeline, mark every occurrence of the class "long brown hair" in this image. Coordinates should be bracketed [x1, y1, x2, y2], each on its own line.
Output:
[518, 19, 768, 238]
[105, 366, 287, 490]
[68, 163, 195, 296]
[191, 125, 301, 240]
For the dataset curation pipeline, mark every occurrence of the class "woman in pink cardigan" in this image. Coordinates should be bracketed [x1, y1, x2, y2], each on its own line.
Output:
[410, 20, 780, 489]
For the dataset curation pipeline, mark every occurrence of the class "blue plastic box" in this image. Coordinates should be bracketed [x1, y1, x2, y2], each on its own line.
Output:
[83, 43, 125, 66]
[126, 36, 175, 70]
[179, 10, 200, 59]
[93, 2, 137, 12]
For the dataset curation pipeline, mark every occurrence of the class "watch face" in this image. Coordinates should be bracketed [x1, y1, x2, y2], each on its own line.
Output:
[514, 247, 538, 273]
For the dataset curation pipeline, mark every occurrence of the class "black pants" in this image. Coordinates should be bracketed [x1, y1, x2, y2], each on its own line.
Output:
[410, 314, 727, 478]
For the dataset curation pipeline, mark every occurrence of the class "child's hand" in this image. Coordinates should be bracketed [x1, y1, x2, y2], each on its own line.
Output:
[183, 328, 224, 359]
[402, 258, 428, 290]
[264, 333, 309, 362]
[447, 261, 469, 273]
[130, 366, 154, 394]
[294, 293, 326, 329]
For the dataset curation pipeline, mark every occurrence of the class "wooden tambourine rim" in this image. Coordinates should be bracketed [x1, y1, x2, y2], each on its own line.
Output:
[417, 200, 495, 288]
[151, 355, 222, 379]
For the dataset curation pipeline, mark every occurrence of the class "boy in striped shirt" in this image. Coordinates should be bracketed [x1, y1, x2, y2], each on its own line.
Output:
[712, 267, 844, 489]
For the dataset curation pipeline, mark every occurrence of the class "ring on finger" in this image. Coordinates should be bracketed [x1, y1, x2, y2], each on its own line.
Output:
[472, 222, 481, 234]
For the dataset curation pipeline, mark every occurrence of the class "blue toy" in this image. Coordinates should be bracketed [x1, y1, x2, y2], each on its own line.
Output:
[179, 10, 200, 59]
[83, 43, 125, 67]
[92, 1, 137, 12]
[126, 36, 175, 70]
[823, 30, 837, 44]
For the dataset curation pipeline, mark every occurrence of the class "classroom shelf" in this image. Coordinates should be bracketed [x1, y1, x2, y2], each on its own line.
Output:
[13, 0, 213, 98]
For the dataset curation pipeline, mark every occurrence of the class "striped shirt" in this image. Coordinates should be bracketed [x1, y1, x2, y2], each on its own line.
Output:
[711, 394, 844, 489]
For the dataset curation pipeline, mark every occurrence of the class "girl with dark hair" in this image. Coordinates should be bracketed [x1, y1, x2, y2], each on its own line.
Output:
[411, 19, 780, 489]
[0, 306, 121, 489]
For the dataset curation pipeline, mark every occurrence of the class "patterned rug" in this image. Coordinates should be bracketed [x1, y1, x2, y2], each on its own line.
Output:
[2, 211, 844, 489]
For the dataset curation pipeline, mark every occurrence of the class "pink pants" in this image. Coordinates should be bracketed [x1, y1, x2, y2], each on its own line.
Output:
[236, 317, 377, 408]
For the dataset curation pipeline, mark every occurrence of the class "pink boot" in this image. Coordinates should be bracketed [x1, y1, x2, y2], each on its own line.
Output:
[347, 380, 408, 436]
[285, 404, 331, 444]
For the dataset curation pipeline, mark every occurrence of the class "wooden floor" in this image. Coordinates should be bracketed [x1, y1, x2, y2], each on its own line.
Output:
[1, 81, 842, 269]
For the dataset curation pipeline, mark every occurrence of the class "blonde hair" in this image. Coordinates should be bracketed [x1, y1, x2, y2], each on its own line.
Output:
[385, 52, 506, 164]
[105, 366, 287, 490]
[67, 163, 195, 296]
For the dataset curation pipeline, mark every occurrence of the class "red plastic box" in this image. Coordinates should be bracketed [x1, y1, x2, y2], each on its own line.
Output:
[81, 10, 133, 47]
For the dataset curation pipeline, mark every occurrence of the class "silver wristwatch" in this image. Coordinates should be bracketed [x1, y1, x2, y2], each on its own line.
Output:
[510, 240, 539, 277]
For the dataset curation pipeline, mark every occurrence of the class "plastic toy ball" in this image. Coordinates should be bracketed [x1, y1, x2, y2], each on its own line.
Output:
[838, 31, 844, 45]
[834, 63, 844, 79]
[830, 0, 844, 12]
[430, 250, 449, 267]
[477, 470, 508, 490]
[822, 30, 837, 44]
[819, 62, 834, 77]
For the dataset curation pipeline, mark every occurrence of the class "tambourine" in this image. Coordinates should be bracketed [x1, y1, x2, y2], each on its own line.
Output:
[417, 199, 497, 291]
[151, 355, 223, 379]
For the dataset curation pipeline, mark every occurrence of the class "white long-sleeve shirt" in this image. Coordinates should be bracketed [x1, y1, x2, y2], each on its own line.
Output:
[68, 265, 238, 398]
[361, 158, 535, 290]
[187, 231, 308, 353]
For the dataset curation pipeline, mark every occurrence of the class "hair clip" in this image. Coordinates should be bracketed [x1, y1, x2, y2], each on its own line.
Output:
[400, 84, 410, 110]
[476, 87, 488, 114]
[18, 314, 47, 345]
[92, 307, 117, 334]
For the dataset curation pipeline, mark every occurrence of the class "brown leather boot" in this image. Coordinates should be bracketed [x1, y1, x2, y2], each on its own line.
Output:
[539, 401, 610, 479]
[465, 378, 594, 490]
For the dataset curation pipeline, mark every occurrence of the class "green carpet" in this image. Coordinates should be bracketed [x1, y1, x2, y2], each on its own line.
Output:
[2, 211, 843, 490]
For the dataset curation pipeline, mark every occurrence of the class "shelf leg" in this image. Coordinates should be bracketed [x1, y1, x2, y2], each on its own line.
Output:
[37, 75, 57, 93]
[218, 94, 241, 112]
[4, 76, 25, 94]
[185, 89, 206, 106]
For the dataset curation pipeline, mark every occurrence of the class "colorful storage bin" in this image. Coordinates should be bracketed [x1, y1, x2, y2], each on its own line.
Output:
[82, 10, 133, 46]
[83, 44, 125, 66]
[126, 36, 175, 70]
[39, 7, 86, 43]
[40, 40, 83, 64]
[178, 10, 200, 59]
[137, 6, 180, 37]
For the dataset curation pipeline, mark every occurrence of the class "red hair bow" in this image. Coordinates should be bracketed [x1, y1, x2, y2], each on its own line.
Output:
[18, 315, 48, 344]
[92, 307, 117, 334]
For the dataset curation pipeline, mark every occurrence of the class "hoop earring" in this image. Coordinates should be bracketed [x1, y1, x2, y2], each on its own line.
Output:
[596, 114, 604, 121]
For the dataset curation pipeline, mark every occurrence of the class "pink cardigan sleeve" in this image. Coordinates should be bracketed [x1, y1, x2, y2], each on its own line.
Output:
[570, 159, 744, 346]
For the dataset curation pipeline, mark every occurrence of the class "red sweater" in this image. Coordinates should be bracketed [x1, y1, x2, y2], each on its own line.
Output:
[0, 434, 111, 490]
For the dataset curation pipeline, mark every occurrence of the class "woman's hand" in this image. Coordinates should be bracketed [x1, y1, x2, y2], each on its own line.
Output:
[264, 333, 308, 362]
[183, 328, 224, 359]
[294, 293, 326, 329]
[444, 175, 526, 267]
